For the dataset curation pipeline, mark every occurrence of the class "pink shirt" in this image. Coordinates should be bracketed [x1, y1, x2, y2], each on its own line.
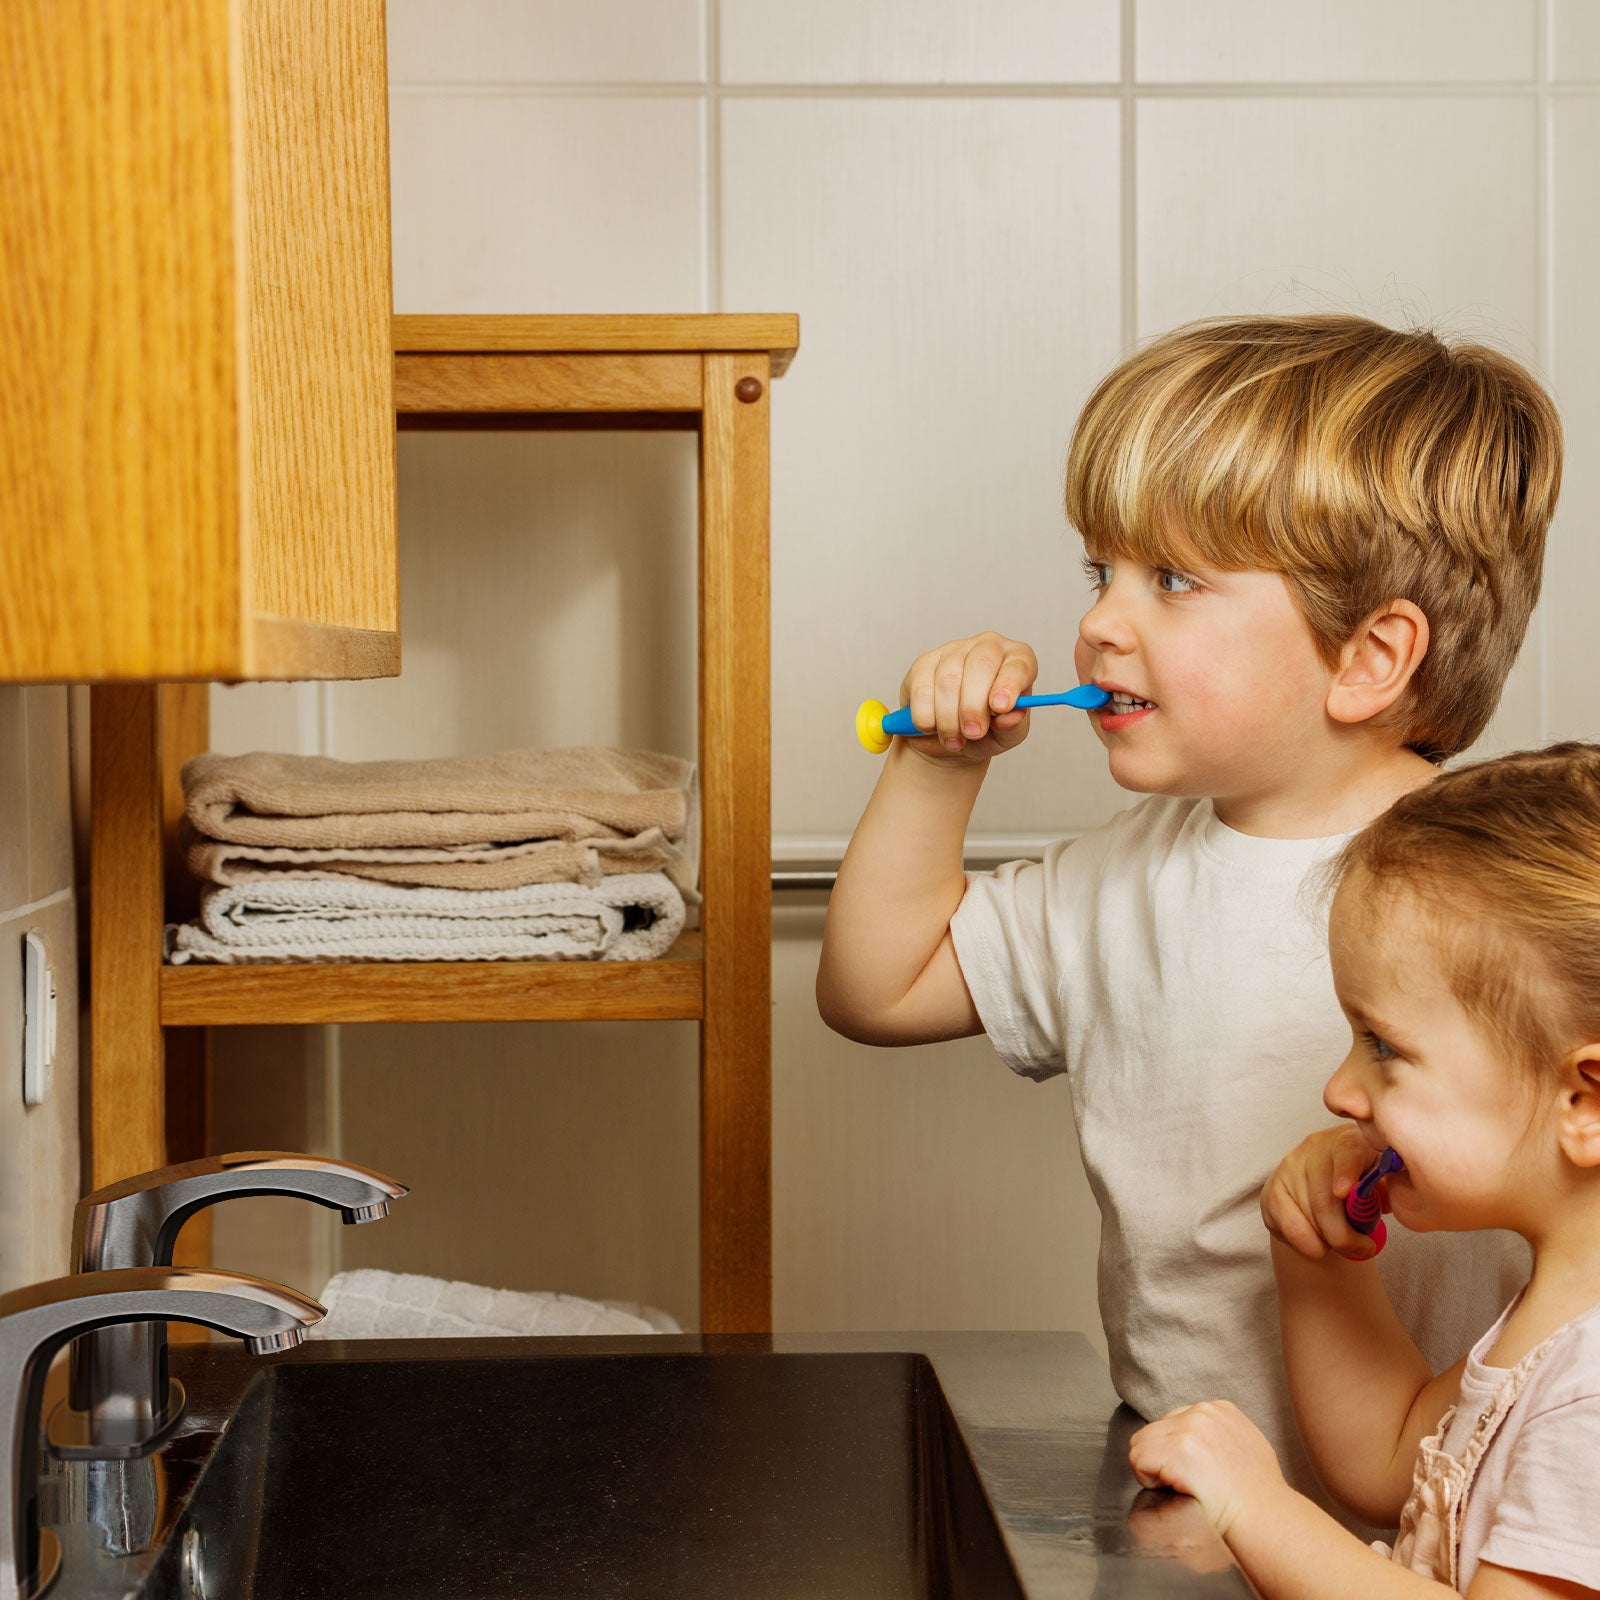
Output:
[1442, 1296, 1600, 1591]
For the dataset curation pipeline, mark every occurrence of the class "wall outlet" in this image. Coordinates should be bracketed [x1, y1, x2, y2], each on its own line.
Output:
[22, 929, 56, 1107]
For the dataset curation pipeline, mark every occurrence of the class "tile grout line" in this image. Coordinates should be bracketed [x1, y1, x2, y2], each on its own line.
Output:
[388, 80, 1600, 99]
[706, 0, 721, 313]
[1536, 0, 1553, 748]
[1, 887, 74, 925]
[1120, 0, 1137, 353]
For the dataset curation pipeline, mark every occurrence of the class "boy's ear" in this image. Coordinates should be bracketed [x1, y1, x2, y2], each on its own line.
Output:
[1558, 1047, 1600, 1170]
[1325, 599, 1430, 728]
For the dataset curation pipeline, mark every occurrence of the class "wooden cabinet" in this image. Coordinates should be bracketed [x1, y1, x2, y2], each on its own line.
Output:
[0, 0, 398, 683]
[97, 315, 798, 1333]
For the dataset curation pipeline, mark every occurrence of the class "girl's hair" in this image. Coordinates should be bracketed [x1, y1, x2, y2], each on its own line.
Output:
[1065, 314, 1562, 763]
[1331, 743, 1600, 1077]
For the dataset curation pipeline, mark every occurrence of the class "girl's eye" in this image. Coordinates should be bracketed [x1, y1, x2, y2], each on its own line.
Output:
[1362, 1030, 1395, 1063]
[1082, 556, 1112, 591]
[1158, 569, 1199, 594]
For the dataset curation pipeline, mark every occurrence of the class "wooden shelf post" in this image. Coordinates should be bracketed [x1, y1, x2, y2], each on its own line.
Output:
[698, 354, 774, 1334]
[88, 687, 167, 1190]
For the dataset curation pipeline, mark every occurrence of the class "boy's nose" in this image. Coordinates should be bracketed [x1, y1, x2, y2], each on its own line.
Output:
[1078, 591, 1134, 655]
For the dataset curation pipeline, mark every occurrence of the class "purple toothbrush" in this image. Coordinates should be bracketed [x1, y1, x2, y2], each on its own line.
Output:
[1345, 1147, 1404, 1255]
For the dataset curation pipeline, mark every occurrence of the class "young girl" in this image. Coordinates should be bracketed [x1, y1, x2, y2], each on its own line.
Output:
[1128, 742, 1600, 1598]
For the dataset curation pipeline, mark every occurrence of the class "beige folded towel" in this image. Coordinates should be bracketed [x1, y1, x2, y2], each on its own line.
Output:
[307, 1269, 683, 1340]
[181, 822, 694, 894]
[182, 746, 698, 894]
[165, 872, 686, 965]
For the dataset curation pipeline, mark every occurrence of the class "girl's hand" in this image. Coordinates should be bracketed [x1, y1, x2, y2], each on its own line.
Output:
[1261, 1125, 1382, 1262]
[897, 632, 1039, 765]
[1128, 1401, 1285, 1538]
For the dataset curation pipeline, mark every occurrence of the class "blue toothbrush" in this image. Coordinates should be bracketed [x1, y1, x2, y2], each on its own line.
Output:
[856, 685, 1112, 752]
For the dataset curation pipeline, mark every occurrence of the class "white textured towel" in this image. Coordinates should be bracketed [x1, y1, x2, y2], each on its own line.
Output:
[165, 871, 685, 964]
[307, 1269, 682, 1340]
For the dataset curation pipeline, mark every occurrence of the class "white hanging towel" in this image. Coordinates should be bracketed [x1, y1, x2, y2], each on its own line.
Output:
[309, 1269, 682, 1340]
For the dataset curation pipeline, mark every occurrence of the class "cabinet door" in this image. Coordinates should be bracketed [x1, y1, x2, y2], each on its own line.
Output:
[0, 0, 398, 684]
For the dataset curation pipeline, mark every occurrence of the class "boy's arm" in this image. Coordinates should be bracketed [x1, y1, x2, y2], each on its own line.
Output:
[1273, 1238, 1465, 1524]
[817, 740, 987, 1044]
[819, 629, 1039, 1045]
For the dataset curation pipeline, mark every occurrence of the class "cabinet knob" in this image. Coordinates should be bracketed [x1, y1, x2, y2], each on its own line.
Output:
[734, 377, 764, 404]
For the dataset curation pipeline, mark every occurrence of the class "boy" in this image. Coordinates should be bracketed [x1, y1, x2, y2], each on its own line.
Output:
[817, 315, 1563, 1499]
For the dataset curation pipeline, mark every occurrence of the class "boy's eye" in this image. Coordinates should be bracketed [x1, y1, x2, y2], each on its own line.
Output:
[1362, 1030, 1395, 1063]
[1158, 569, 1199, 593]
[1082, 555, 1112, 591]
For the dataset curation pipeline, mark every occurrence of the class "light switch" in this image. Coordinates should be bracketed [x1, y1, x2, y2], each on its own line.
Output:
[22, 929, 56, 1107]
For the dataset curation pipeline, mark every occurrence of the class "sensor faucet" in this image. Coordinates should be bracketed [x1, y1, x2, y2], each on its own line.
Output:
[58, 1152, 406, 1456]
[1, 1267, 323, 1600]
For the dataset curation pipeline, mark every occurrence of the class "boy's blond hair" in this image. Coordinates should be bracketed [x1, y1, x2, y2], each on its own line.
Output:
[1332, 742, 1600, 1081]
[1065, 314, 1562, 762]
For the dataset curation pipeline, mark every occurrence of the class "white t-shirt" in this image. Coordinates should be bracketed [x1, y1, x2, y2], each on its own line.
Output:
[1445, 1299, 1600, 1592]
[950, 794, 1529, 1489]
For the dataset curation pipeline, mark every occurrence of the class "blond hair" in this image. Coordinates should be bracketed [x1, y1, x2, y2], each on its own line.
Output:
[1333, 743, 1600, 1079]
[1065, 315, 1562, 761]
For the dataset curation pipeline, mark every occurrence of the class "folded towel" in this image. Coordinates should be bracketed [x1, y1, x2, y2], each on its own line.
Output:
[164, 872, 685, 964]
[307, 1269, 682, 1340]
[181, 822, 697, 897]
[183, 745, 695, 853]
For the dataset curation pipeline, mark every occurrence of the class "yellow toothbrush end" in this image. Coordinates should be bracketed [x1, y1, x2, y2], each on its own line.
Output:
[856, 699, 892, 754]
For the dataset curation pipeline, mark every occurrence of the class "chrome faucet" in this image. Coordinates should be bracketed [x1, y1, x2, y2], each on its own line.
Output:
[54, 1153, 407, 1457]
[2, 1267, 323, 1600]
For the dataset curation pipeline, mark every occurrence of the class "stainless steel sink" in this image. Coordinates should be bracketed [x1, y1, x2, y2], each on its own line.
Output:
[140, 1350, 1019, 1600]
[42, 1332, 1248, 1600]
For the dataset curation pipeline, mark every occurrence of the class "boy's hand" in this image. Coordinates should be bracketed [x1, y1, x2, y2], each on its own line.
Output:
[898, 632, 1039, 764]
[1260, 1125, 1381, 1262]
[1128, 1401, 1285, 1538]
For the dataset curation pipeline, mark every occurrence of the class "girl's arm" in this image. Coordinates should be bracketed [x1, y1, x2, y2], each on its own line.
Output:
[1130, 1404, 1597, 1600]
[1262, 1129, 1464, 1523]
[1127, 1402, 1442, 1597]
[1274, 1239, 1465, 1522]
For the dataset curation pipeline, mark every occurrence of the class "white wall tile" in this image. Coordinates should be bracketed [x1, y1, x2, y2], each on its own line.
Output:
[328, 433, 698, 763]
[721, 0, 1120, 84]
[337, 1020, 700, 1326]
[0, 897, 79, 1293]
[208, 683, 320, 757]
[24, 690, 73, 902]
[773, 906, 1102, 1343]
[1551, 1, 1600, 81]
[1138, 96, 1543, 757]
[387, 0, 705, 84]
[1137, 0, 1536, 83]
[722, 95, 1131, 842]
[1545, 97, 1600, 742]
[390, 94, 704, 313]
[1137, 98, 1538, 340]
[0, 690, 28, 911]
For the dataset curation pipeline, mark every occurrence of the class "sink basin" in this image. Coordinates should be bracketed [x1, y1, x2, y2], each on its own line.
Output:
[139, 1350, 1020, 1600]
[38, 1331, 1247, 1600]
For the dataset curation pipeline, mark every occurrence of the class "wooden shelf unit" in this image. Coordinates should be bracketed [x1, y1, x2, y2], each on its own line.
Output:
[90, 314, 797, 1335]
[161, 932, 706, 1026]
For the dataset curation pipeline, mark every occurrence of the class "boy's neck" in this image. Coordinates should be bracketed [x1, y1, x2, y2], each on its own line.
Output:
[1209, 741, 1437, 840]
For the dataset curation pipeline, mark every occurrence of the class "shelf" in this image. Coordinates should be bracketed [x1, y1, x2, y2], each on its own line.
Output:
[393, 314, 799, 376]
[161, 931, 704, 1026]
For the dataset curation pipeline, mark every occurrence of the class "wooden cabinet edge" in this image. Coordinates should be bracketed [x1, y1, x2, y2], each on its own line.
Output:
[244, 617, 400, 681]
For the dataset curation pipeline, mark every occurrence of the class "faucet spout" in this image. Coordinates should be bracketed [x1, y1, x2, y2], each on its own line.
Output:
[63, 1153, 405, 1452]
[2, 1267, 323, 1600]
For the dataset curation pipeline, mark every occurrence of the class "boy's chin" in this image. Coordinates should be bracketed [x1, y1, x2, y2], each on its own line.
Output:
[1104, 751, 1209, 800]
